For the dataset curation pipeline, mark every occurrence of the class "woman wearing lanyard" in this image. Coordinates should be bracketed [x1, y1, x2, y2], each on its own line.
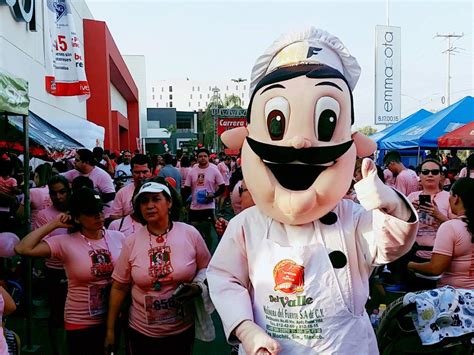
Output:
[106, 180, 211, 355]
[15, 187, 125, 355]
[405, 159, 454, 289]
[409, 178, 474, 289]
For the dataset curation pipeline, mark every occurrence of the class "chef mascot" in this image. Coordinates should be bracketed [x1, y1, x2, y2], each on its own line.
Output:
[207, 28, 418, 354]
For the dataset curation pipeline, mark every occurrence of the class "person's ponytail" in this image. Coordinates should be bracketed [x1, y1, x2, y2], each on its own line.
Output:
[451, 178, 474, 242]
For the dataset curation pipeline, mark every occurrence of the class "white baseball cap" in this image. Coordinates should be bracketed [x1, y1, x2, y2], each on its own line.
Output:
[250, 27, 361, 96]
[134, 182, 171, 203]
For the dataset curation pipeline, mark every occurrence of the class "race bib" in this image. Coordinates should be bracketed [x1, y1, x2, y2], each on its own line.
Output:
[144, 295, 184, 325]
[88, 283, 110, 316]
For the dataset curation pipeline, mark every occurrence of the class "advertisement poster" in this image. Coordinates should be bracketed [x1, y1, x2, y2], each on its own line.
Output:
[44, 0, 90, 97]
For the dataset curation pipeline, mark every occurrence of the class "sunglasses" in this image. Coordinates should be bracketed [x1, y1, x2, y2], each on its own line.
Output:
[421, 169, 440, 176]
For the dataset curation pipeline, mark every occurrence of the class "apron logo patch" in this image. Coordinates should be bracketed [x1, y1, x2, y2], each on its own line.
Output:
[273, 259, 304, 294]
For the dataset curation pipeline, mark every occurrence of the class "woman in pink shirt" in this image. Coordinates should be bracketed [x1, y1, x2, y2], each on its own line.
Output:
[106, 179, 211, 355]
[409, 178, 474, 289]
[15, 187, 125, 355]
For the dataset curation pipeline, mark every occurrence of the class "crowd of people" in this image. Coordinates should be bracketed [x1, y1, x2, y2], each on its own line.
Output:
[0, 146, 472, 354]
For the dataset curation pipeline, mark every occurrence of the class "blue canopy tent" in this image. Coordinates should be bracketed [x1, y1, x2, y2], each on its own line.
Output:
[381, 96, 474, 150]
[371, 109, 432, 147]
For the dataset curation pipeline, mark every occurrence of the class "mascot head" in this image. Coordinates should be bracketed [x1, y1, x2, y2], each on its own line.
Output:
[222, 28, 376, 225]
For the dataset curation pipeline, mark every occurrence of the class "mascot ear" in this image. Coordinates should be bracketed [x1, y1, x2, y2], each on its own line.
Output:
[221, 127, 249, 150]
[352, 132, 376, 158]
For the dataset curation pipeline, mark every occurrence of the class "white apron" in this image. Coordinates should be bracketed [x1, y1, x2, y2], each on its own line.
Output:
[245, 220, 377, 354]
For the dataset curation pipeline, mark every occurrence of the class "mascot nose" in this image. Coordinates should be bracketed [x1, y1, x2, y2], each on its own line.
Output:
[288, 136, 311, 149]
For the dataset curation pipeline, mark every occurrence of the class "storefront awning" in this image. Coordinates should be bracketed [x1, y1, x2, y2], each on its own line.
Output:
[0, 111, 84, 161]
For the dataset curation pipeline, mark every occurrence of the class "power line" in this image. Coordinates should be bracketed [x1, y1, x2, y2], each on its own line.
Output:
[434, 32, 464, 106]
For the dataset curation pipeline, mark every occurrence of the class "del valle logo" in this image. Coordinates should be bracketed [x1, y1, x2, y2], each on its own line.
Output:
[273, 259, 304, 294]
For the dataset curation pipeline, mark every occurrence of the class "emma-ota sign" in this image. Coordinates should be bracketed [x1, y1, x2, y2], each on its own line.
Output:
[44, 0, 90, 97]
[375, 25, 401, 125]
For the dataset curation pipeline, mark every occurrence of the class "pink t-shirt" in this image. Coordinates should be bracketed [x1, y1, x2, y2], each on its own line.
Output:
[112, 222, 211, 337]
[458, 167, 474, 178]
[62, 167, 115, 194]
[29, 186, 52, 226]
[407, 190, 451, 259]
[0, 294, 7, 355]
[394, 169, 419, 196]
[108, 215, 142, 237]
[0, 176, 17, 194]
[109, 183, 135, 218]
[433, 218, 474, 289]
[217, 162, 230, 186]
[185, 165, 225, 210]
[179, 167, 191, 189]
[35, 206, 68, 269]
[45, 230, 125, 328]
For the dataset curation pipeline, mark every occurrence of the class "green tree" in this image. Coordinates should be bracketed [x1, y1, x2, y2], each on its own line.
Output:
[200, 94, 243, 150]
[357, 125, 378, 136]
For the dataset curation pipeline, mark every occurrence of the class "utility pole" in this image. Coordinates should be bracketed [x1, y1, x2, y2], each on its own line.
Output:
[435, 33, 464, 107]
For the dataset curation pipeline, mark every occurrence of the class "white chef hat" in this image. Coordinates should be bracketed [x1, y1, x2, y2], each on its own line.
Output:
[249, 27, 361, 96]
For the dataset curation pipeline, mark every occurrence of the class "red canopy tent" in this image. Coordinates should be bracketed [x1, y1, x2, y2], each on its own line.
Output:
[438, 122, 474, 148]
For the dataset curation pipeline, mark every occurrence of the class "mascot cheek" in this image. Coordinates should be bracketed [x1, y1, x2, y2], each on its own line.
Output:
[352, 132, 376, 158]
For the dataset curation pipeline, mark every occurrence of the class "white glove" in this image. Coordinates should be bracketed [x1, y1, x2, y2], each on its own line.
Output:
[234, 320, 281, 355]
[354, 158, 412, 221]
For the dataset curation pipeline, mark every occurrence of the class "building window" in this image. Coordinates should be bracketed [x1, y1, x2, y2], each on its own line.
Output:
[242, 93, 244, 98]
[169, 86, 173, 92]
[160, 95, 162, 100]
[206, 101, 208, 106]
[192, 86, 194, 91]
[209, 86, 211, 91]
[198, 86, 200, 91]
[152, 87, 155, 93]
[198, 102, 200, 107]
[189, 102, 191, 107]
[156, 102, 159, 107]
[169, 101, 173, 107]
[242, 100, 245, 106]
[244, 85, 246, 90]
[200, 94, 202, 99]
[207, 94, 210, 99]
[152, 95, 155, 100]
[161, 87, 164, 92]
[166, 102, 168, 108]
[190, 94, 193, 99]
[169, 94, 173, 100]
[236, 85, 238, 90]
[226, 85, 229, 90]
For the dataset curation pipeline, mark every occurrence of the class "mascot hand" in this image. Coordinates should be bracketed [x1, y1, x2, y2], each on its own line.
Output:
[235, 320, 281, 355]
[354, 158, 411, 220]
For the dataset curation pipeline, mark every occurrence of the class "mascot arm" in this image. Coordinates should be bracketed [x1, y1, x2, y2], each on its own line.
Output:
[207, 220, 255, 344]
[354, 159, 418, 265]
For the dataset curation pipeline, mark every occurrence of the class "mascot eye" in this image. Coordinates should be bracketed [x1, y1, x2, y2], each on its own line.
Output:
[265, 97, 290, 141]
[315, 96, 340, 142]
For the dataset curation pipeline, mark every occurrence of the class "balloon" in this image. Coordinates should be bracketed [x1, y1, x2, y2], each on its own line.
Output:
[0, 232, 20, 257]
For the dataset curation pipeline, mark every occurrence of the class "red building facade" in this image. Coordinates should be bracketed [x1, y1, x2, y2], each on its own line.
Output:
[84, 19, 139, 151]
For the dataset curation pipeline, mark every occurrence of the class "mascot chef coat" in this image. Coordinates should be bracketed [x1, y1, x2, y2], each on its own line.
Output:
[207, 27, 419, 355]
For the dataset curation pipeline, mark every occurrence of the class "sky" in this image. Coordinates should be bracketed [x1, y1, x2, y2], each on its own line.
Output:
[85, 0, 473, 129]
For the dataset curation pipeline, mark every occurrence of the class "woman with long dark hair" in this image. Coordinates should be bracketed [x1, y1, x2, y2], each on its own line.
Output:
[408, 178, 474, 289]
[15, 187, 125, 355]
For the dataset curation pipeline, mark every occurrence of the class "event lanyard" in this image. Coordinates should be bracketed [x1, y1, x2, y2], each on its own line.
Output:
[80, 228, 111, 256]
[148, 222, 173, 246]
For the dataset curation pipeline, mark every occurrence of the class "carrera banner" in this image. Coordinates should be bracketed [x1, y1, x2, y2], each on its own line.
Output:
[44, 0, 90, 97]
[217, 117, 247, 136]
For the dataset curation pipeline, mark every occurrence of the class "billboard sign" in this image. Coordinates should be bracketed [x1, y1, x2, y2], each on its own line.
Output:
[375, 25, 401, 125]
[217, 117, 247, 136]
